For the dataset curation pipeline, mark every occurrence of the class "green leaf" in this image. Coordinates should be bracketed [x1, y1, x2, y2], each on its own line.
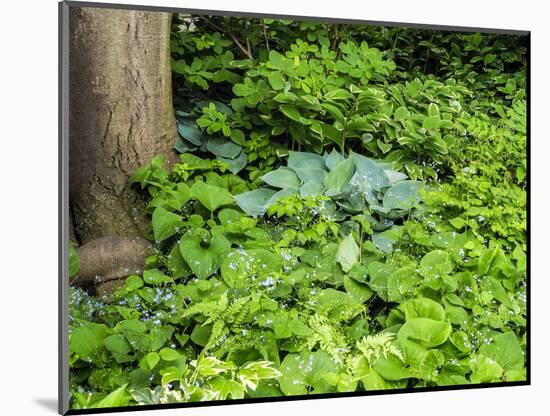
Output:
[268, 71, 285, 90]
[400, 298, 446, 321]
[70, 323, 112, 365]
[278, 351, 337, 395]
[152, 207, 183, 242]
[93, 385, 130, 408]
[159, 348, 182, 361]
[419, 250, 454, 278]
[470, 354, 503, 383]
[229, 128, 246, 146]
[336, 234, 360, 273]
[287, 151, 326, 170]
[428, 102, 440, 118]
[382, 180, 424, 210]
[124, 275, 144, 291]
[177, 119, 203, 145]
[234, 188, 277, 216]
[293, 168, 327, 184]
[325, 149, 345, 170]
[179, 233, 231, 279]
[398, 318, 452, 349]
[300, 181, 324, 197]
[208, 377, 245, 399]
[324, 158, 355, 196]
[191, 181, 234, 211]
[449, 217, 465, 229]
[217, 150, 247, 174]
[206, 136, 242, 159]
[143, 269, 174, 285]
[261, 168, 301, 189]
[423, 116, 440, 130]
[350, 151, 390, 191]
[69, 243, 80, 278]
[280, 105, 302, 122]
[144, 352, 160, 370]
[478, 332, 524, 371]
[394, 106, 411, 122]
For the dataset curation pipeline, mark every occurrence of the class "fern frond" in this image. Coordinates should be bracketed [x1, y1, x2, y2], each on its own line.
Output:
[356, 332, 404, 364]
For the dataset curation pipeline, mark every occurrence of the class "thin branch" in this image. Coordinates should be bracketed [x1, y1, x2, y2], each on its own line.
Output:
[200, 16, 254, 60]
[263, 21, 271, 53]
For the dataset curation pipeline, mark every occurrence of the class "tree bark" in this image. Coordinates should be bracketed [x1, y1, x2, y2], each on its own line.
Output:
[69, 7, 178, 244]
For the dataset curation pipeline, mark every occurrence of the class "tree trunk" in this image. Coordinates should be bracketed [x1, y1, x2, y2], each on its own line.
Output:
[69, 7, 178, 244]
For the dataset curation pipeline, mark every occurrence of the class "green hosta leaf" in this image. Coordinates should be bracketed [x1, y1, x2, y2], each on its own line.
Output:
[382, 180, 424, 210]
[300, 181, 324, 197]
[419, 250, 454, 278]
[69, 243, 80, 278]
[179, 233, 231, 279]
[398, 318, 452, 349]
[278, 351, 337, 395]
[234, 188, 277, 216]
[394, 106, 411, 122]
[287, 151, 326, 170]
[177, 118, 203, 145]
[152, 207, 183, 242]
[478, 332, 524, 371]
[261, 168, 301, 189]
[324, 158, 355, 196]
[400, 298, 446, 321]
[217, 150, 247, 174]
[384, 170, 408, 184]
[191, 181, 234, 211]
[206, 136, 242, 159]
[350, 151, 390, 191]
[470, 354, 504, 383]
[336, 234, 360, 273]
[266, 187, 299, 207]
[325, 149, 345, 170]
[293, 168, 327, 184]
[428, 102, 440, 118]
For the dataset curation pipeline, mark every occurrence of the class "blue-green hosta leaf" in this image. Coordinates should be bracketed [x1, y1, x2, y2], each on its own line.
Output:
[179, 233, 231, 279]
[382, 180, 424, 210]
[324, 158, 356, 197]
[350, 151, 390, 192]
[384, 169, 408, 184]
[174, 136, 198, 153]
[324, 149, 345, 170]
[234, 189, 277, 217]
[278, 351, 337, 395]
[191, 181, 234, 211]
[206, 136, 242, 159]
[151, 207, 183, 242]
[300, 181, 324, 197]
[293, 168, 327, 184]
[177, 118, 203, 145]
[336, 234, 360, 273]
[287, 151, 326, 170]
[217, 150, 247, 174]
[261, 168, 301, 189]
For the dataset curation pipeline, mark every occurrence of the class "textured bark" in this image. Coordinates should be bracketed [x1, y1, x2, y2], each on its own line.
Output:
[69, 7, 178, 244]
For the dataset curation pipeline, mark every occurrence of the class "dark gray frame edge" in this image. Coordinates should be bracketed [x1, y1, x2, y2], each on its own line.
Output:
[58, 1, 530, 415]
[59, 1, 70, 415]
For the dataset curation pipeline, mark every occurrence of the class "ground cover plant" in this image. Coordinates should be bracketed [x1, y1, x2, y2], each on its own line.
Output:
[68, 14, 527, 409]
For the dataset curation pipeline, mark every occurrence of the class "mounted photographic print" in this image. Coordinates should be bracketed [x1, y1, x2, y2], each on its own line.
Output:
[59, 1, 529, 414]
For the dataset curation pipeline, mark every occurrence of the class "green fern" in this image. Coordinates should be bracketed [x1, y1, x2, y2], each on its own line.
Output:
[356, 332, 404, 365]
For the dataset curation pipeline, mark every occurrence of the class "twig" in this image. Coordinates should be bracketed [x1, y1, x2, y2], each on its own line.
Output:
[201, 16, 254, 60]
[263, 21, 270, 53]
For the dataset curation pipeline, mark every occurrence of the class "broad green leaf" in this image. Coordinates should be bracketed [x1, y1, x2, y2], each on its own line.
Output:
[394, 106, 411, 122]
[208, 377, 245, 399]
[93, 385, 130, 408]
[373, 356, 412, 381]
[300, 181, 324, 197]
[280, 105, 302, 122]
[470, 354, 504, 383]
[382, 180, 424, 210]
[234, 188, 277, 216]
[70, 323, 112, 365]
[268, 71, 285, 90]
[179, 233, 231, 279]
[336, 234, 360, 273]
[350, 151, 390, 191]
[293, 168, 327, 184]
[191, 181, 234, 211]
[398, 318, 452, 349]
[159, 348, 182, 361]
[478, 332, 524, 371]
[177, 118, 203, 145]
[325, 149, 345, 170]
[206, 136, 242, 159]
[217, 150, 248, 174]
[324, 158, 355, 196]
[143, 269, 174, 285]
[261, 168, 301, 189]
[287, 151, 326, 170]
[419, 250, 454, 278]
[278, 351, 337, 395]
[152, 207, 183, 242]
[400, 298, 446, 321]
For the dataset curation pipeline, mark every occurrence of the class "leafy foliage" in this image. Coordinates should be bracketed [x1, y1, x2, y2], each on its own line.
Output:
[69, 15, 527, 409]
